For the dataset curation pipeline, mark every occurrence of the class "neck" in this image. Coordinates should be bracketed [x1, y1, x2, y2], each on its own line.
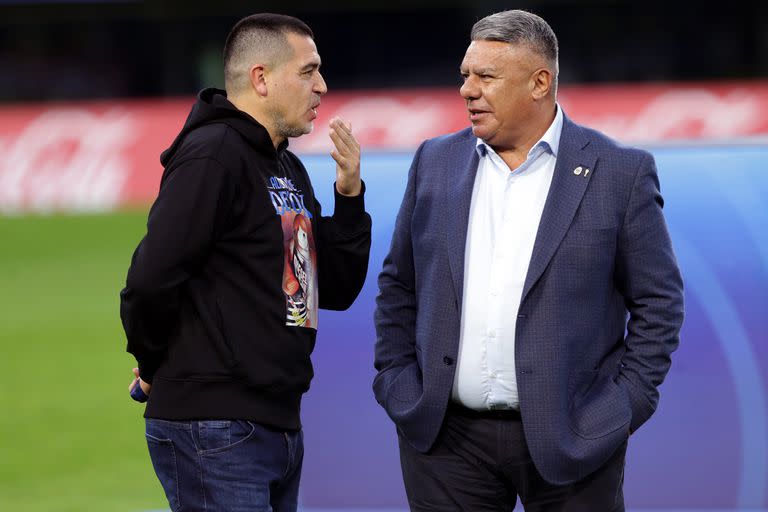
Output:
[228, 94, 285, 149]
[492, 101, 557, 169]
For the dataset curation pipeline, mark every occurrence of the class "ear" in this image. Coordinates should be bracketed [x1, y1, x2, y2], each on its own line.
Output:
[249, 64, 269, 96]
[531, 68, 553, 100]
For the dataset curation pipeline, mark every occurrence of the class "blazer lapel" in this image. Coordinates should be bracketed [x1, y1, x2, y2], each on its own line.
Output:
[446, 133, 480, 311]
[521, 117, 598, 303]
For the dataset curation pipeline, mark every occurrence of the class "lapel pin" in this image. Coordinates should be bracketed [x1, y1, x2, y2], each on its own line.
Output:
[573, 166, 582, 176]
[583, 168, 590, 177]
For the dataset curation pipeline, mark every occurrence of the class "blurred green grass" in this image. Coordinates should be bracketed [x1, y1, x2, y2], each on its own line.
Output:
[0, 212, 167, 511]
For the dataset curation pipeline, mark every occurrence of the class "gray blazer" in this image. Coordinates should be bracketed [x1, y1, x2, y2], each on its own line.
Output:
[373, 115, 684, 485]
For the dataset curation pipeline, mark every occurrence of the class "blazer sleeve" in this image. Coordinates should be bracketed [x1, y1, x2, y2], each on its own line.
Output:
[615, 151, 684, 433]
[372, 141, 425, 404]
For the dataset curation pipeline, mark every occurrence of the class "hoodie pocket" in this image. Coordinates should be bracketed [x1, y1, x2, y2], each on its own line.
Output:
[214, 293, 315, 390]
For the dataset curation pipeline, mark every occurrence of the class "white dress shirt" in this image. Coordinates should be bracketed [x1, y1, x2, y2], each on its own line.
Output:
[452, 105, 564, 411]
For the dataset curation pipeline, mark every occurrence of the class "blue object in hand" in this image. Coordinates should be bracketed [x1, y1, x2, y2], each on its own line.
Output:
[130, 381, 149, 403]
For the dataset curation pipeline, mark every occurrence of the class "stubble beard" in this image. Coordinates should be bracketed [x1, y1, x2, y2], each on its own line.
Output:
[272, 110, 312, 140]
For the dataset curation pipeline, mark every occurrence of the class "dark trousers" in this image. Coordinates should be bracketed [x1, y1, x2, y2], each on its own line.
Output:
[398, 403, 627, 512]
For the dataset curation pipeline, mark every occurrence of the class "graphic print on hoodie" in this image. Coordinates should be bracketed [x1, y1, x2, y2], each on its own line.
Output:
[268, 176, 318, 329]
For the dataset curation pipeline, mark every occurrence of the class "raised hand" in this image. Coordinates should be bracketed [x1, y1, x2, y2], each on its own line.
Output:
[329, 116, 361, 196]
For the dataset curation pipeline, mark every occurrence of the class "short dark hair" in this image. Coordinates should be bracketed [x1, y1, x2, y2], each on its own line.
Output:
[223, 13, 314, 93]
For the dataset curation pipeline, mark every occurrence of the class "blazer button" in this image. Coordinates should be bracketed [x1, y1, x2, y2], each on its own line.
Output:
[443, 356, 454, 366]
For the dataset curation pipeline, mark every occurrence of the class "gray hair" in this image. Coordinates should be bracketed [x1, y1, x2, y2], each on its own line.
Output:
[471, 10, 559, 90]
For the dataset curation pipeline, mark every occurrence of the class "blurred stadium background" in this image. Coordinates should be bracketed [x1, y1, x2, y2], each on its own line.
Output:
[1, 1, 767, 511]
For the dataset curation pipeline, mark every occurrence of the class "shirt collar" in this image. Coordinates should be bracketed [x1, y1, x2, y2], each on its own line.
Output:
[475, 103, 564, 159]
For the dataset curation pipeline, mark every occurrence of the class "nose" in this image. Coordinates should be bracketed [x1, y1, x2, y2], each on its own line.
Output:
[460, 75, 479, 101]
[315, 71, 328, 95]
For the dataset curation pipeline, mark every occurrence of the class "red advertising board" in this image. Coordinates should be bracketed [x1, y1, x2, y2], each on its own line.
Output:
[1, 81, 767, 212]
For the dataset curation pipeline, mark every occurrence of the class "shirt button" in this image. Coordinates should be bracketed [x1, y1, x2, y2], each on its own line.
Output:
[488, 330, 496, 338]
[490, 371, 497, 379]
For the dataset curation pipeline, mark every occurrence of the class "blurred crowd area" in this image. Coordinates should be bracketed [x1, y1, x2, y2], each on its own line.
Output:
[1, 0, 767, 103]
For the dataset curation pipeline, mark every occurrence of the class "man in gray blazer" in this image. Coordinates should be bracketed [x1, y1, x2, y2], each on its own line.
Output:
[373, 9, 683, 511]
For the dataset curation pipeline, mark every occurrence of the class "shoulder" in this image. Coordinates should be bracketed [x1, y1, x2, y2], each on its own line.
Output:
[413, 127, 475, 164]
[573, 120, 653, 167]
[183, 124, 247, 161]
[566, 119, 655, 186]
[423, 127, 475, 150]
[163, 124, 246, 183]
[582, 127, 651, 160]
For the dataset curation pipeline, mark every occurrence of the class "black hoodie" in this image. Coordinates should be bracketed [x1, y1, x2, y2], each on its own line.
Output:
[120, 89, 371, 429]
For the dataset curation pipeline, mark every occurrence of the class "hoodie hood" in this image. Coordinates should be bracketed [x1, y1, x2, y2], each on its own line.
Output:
[160, 88, 287, 166]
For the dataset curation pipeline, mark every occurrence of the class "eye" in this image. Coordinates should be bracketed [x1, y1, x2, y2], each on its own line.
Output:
[301, 66, 318, 76]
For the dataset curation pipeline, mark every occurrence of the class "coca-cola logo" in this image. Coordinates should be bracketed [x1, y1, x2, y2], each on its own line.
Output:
[0, 108, 137, 213]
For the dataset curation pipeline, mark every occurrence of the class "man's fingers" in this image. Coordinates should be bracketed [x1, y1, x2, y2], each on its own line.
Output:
[329, 116, 351, 131]
[329, 116, 360, 188]
[329, 116, 349, 132]
[334, 120, 354, 140]
[336, 124, 360, 150]
[330, 150, 347, 167]
[329, 127, 354, 155]
[128, 368, 141, 391]
[329, 118, 359, 154]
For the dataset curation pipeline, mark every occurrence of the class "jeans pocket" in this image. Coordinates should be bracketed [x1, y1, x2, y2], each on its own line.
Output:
[199, 423, 273, 510]
[146, 432, 181, 512]
[198, 420, 255, 455]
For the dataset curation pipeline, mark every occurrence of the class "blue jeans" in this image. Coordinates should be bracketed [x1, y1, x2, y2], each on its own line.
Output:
[145, 418, 303, 512]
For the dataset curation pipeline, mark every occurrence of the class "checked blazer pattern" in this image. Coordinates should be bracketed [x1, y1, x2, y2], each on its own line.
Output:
[373, 114, 684, 485]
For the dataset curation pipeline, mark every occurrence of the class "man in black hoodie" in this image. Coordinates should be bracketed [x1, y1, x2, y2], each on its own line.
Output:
[120, 13, 371, 511]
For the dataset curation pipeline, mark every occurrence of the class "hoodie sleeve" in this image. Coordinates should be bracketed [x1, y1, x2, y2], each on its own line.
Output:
[313, 182, 372, 311]
[120, 157, 234, 384]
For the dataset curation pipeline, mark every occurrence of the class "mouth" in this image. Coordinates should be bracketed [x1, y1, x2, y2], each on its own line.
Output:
[467, 104, 490, 118]
[309, 105, 319, 120]
[468, 109, 490, 122]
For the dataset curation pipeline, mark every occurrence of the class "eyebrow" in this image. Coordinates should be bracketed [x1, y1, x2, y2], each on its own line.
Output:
[460, 66, 497, 75]
[300, 60, 321, 72]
